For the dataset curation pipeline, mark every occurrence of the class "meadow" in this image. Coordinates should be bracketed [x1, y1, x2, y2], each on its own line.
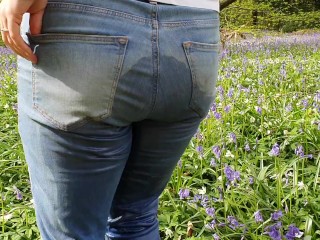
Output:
[0, 33, 319, 239]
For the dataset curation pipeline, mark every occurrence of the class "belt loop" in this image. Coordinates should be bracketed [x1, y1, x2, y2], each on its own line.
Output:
[149, 0, 158, 4]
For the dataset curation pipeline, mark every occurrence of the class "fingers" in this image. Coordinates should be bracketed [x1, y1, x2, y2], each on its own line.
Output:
[29, 11, 44, 35]
[0, 11, 37, 63]
[6, 17, 37, 63]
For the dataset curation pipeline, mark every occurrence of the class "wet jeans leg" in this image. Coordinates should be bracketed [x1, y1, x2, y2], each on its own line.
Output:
[18, 110, 132, 240]
[106, 119, 201, 240]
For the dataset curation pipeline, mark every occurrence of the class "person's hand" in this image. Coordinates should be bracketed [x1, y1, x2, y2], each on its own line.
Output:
[0, 0, 48, 63]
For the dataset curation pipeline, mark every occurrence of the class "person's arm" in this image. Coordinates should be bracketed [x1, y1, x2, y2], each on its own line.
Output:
[0, 0, 48, 63]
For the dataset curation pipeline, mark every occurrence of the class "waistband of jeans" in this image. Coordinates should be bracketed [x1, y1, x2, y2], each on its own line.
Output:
[47, 0, 219, 23]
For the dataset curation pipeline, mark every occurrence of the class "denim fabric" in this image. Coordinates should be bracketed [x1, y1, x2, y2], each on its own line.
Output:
[17, 0, 220, 239]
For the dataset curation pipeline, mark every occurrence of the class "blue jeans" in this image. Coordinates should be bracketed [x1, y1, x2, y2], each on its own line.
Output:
[17, 0, 220, 239]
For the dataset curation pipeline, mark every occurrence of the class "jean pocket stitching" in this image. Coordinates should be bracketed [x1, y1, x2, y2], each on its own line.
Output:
[30, 33, 128, 130]
[100, 39, 128, 120]
[183, 41, 220, 118]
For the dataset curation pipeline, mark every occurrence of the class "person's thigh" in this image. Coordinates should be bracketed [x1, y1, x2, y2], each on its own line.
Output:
[107, 119, 201, 240]
[18, 111, 132, 240]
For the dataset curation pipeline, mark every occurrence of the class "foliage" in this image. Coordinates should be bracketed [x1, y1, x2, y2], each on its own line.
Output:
[221, 0, 320, 32]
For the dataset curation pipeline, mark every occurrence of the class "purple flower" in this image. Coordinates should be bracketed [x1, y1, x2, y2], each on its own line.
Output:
[224, 105, 231, 113]
[213, 233, 220, 240]
[211, 103, 217, 112]
[285, 104, 293, 112]
[212, 146, 221, 159]
[13, 186, 23, 200]
[305, 154, 313, 159]
[201, 195, 210, 207]
[244, 142, 250, 152]
[214, 111, 222, 120]
[206, 220, 216, 230]
[224, 165, 234, 181]
[249, 176, 254, 185]
[294, 145, 304, 157]
[267, 224, 282, 240]
[224, 165, 241, 185]
[191, 194, 202, 203]
[285, 224, 303, 239]
[194, 131, 203, 140]
[227, 216, 242, 230]
[254, 210, 264, 223]
[229, 132, 237, 144]
[256, 106, 262, 115]
[269, 143, 280, 157]
[217, 85, 224, 98]
[271, 210, 283, 221]
[179, 189, 190, 199]
[280, 63, 287, 79]
[210, 158, 216, 167]
[227, 88, 234, 98]
[196, 145, 203, 155]
[301, 99, 308, 110]
[314, 92, 320, 103]
[205, 207, 215, 217]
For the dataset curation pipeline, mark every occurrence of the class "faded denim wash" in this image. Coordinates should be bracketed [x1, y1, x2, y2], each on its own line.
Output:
[17, 0, 220, 239]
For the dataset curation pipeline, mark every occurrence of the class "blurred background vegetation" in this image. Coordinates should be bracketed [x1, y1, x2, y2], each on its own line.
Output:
[221, 0, 320, 32]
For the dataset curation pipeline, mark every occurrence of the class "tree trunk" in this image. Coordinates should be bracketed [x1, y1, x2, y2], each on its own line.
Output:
[220, 0, 238, 10]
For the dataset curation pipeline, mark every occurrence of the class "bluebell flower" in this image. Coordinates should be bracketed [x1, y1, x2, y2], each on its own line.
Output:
[179, 189, 190, 199]
[254, 210, 264, 223]
[211, 103, 217, 112]
[214, 111, 222, 120]
[196, 145, 204, 155]
[267, 224, 282, 240]
[244, 142, 250, 152]
[217, 85, 224, 97]
[294, 145, 304, 157]
[269, 143, 280, 157]
[212, 233, 220, 240]
[224, 164, 241, 185]
[212, 146, 221, 159]
[285, 224, 303, 239]
[301, 99, 308, 110]
[13, 186, 23, 200]
[205, 207, 215, 218]
[249, 176, 254, 185]
[285, 104, 293, 112]
[224, 105, 231, 113]
[210, 158, 216, 167]
[206, 220, 216, 230]
[228, 132, 237, 144]
[227, 216, 243, 230]
[314, 92, 320, 103]
[256, 106, 262, 115]
[201, 195, 209, 207]
[271, 210, 283, 221]
[227, 88, 234, 98]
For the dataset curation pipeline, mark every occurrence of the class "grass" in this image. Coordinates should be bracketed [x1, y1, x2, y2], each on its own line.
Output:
[1, 32, 320, 240]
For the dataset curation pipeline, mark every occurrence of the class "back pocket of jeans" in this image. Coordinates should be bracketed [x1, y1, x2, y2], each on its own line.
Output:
[28, 33, 128, 131]
[183, 41, 220, 118]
